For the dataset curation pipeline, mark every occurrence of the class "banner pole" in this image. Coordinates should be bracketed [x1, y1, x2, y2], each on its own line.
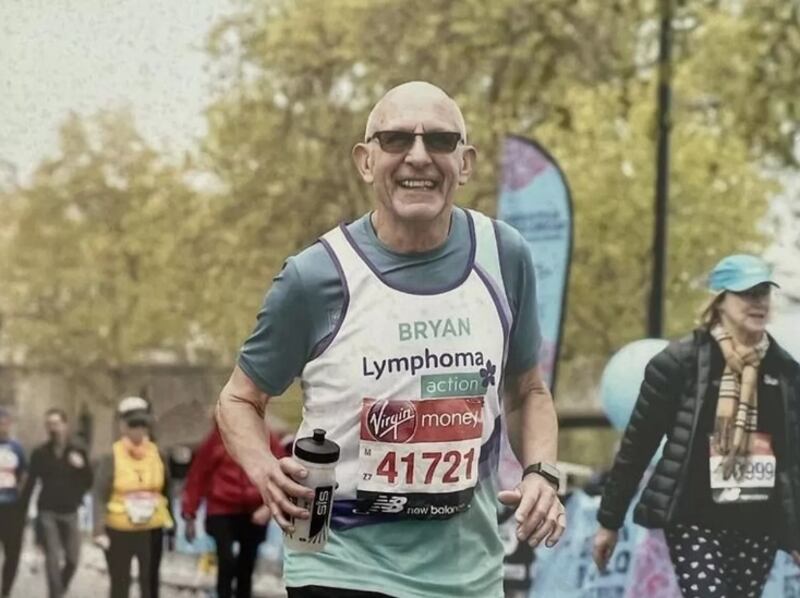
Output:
[648, 0, 674, 338]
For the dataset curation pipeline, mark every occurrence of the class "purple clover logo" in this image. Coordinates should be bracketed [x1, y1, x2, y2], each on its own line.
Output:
[479, 360, 497, 387]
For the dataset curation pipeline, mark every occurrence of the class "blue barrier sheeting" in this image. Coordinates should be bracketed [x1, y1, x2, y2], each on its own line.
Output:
[532, 490, 800, 597]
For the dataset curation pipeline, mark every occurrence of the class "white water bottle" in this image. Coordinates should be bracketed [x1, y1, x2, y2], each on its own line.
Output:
[284, 428, 340, 552]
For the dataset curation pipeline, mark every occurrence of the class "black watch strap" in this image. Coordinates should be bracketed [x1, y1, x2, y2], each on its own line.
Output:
[522, 462, 560, 491]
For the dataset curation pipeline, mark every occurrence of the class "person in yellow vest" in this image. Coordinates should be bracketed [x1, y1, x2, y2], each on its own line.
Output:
[92, 396, 174, 598]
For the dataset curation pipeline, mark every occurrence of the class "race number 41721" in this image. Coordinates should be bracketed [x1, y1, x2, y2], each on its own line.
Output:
[363, 445, 477, 488]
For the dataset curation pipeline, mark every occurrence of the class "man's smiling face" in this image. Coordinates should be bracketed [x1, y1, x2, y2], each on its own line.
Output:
[354, 84, 475, 225]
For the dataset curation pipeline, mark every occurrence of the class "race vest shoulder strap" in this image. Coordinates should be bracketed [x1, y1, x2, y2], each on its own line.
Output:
[468, 209, 512, 368]
[469, 209, 503, 284]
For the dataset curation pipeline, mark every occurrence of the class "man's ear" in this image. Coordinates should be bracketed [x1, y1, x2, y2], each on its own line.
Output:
[458, 145, 477, 185]
[352, 143, 374, 184]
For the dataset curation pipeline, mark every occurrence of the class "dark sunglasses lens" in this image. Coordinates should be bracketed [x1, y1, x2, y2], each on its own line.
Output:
[376, 131, 415, 153]
[424, 132, 461, 153]
[374, 131, 461, 153]
[737, 284, 771, 299]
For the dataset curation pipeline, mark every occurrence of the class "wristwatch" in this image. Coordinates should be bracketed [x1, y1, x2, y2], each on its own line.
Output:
[522, 462, 560, 491]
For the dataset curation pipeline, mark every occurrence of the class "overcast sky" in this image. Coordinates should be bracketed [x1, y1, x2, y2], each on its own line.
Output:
[0, 0, 231, 182]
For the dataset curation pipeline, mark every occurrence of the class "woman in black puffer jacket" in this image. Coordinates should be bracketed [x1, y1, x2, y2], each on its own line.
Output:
[592, 254, 800, 598]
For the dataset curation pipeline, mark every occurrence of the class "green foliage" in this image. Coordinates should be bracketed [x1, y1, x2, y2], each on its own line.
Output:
[0, 110, 203, 400]
[0, 0, 795, 414]
[680, 0, 800, 165]
[536, 81, 776, 359]
[201, 0, 783, 367]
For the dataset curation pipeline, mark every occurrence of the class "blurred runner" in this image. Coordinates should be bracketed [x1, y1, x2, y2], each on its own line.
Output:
[181, 419, 287, 598]
[0, 407, 26, 598]
[21, 408, 93, 598]
[93, 396, 174, 598]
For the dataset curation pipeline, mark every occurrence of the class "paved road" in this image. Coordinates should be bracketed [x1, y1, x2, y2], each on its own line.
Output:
[11, 532, 286, 598]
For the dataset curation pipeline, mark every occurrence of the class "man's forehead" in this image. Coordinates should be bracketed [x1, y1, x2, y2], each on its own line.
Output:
[376, 98, 458, 126]
[366, 85, 466, 137]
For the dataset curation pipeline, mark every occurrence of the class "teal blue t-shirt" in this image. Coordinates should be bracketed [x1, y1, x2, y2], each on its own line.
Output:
[285, 483, 505, 597]
[239, 207, 541, 396]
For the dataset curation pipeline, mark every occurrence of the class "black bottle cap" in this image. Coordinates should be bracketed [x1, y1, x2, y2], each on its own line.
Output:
[293, 428, 340, 464]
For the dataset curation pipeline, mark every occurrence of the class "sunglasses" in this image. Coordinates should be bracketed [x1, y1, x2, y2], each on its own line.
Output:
[731, 284, 772, 299]
[366, 131, 463, 154]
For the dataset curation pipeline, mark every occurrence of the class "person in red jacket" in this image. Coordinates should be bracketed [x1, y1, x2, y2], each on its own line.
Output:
[181, 421, 288, 598]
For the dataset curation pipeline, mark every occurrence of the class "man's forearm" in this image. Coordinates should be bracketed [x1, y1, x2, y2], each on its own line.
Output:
[216, 382, 274, 482]
[505, 366, 558, 468]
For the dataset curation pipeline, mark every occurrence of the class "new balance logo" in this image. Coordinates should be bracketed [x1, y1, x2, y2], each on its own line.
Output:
[368, 496, 408, 514]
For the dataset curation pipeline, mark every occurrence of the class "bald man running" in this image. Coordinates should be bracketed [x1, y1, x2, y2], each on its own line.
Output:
[217, 81, 565, 598]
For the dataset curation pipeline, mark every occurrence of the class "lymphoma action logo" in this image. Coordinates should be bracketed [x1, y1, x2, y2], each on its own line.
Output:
[420, 360, 496, 398]
[365, 399, 418, 443]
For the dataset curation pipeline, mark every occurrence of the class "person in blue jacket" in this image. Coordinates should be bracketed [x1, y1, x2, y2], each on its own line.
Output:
[0, 407, 27, 598]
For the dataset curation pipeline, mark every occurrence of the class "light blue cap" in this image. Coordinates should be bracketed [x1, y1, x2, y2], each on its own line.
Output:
[708, 254, 779, 293]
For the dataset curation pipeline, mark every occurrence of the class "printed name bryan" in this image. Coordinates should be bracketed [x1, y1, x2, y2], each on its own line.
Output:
[399, 318, 471, 341]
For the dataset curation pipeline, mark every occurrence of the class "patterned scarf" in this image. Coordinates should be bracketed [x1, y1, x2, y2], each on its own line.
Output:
[710, 324, 769, 464]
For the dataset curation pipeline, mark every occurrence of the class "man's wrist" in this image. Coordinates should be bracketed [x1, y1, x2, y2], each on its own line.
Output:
[522, 462, 560, 491]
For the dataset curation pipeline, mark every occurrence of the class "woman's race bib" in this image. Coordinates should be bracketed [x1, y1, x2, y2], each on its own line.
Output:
[123, 492, 159, 525]
[0, 471, 16, 489]
[709, 432, 776, 504]
[0, 447, 20, 489]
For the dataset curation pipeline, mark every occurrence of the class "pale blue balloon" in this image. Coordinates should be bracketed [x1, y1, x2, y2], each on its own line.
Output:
[600, 338, 669, 431]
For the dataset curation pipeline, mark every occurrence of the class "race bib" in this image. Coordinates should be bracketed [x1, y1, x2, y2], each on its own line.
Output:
[709, 432, 775, 504]
[67, 451, 85, 469]
[124, 492, 158, 525]
[0, 471, 16, 489]
[0, 448, 20, 490]
[356, 397, 483, 519]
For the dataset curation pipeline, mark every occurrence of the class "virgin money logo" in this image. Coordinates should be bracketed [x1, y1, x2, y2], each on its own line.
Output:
[366, 400, 417, 443]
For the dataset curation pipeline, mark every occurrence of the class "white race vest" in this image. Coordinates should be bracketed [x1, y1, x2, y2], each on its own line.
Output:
[299, 210, 510, 521]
